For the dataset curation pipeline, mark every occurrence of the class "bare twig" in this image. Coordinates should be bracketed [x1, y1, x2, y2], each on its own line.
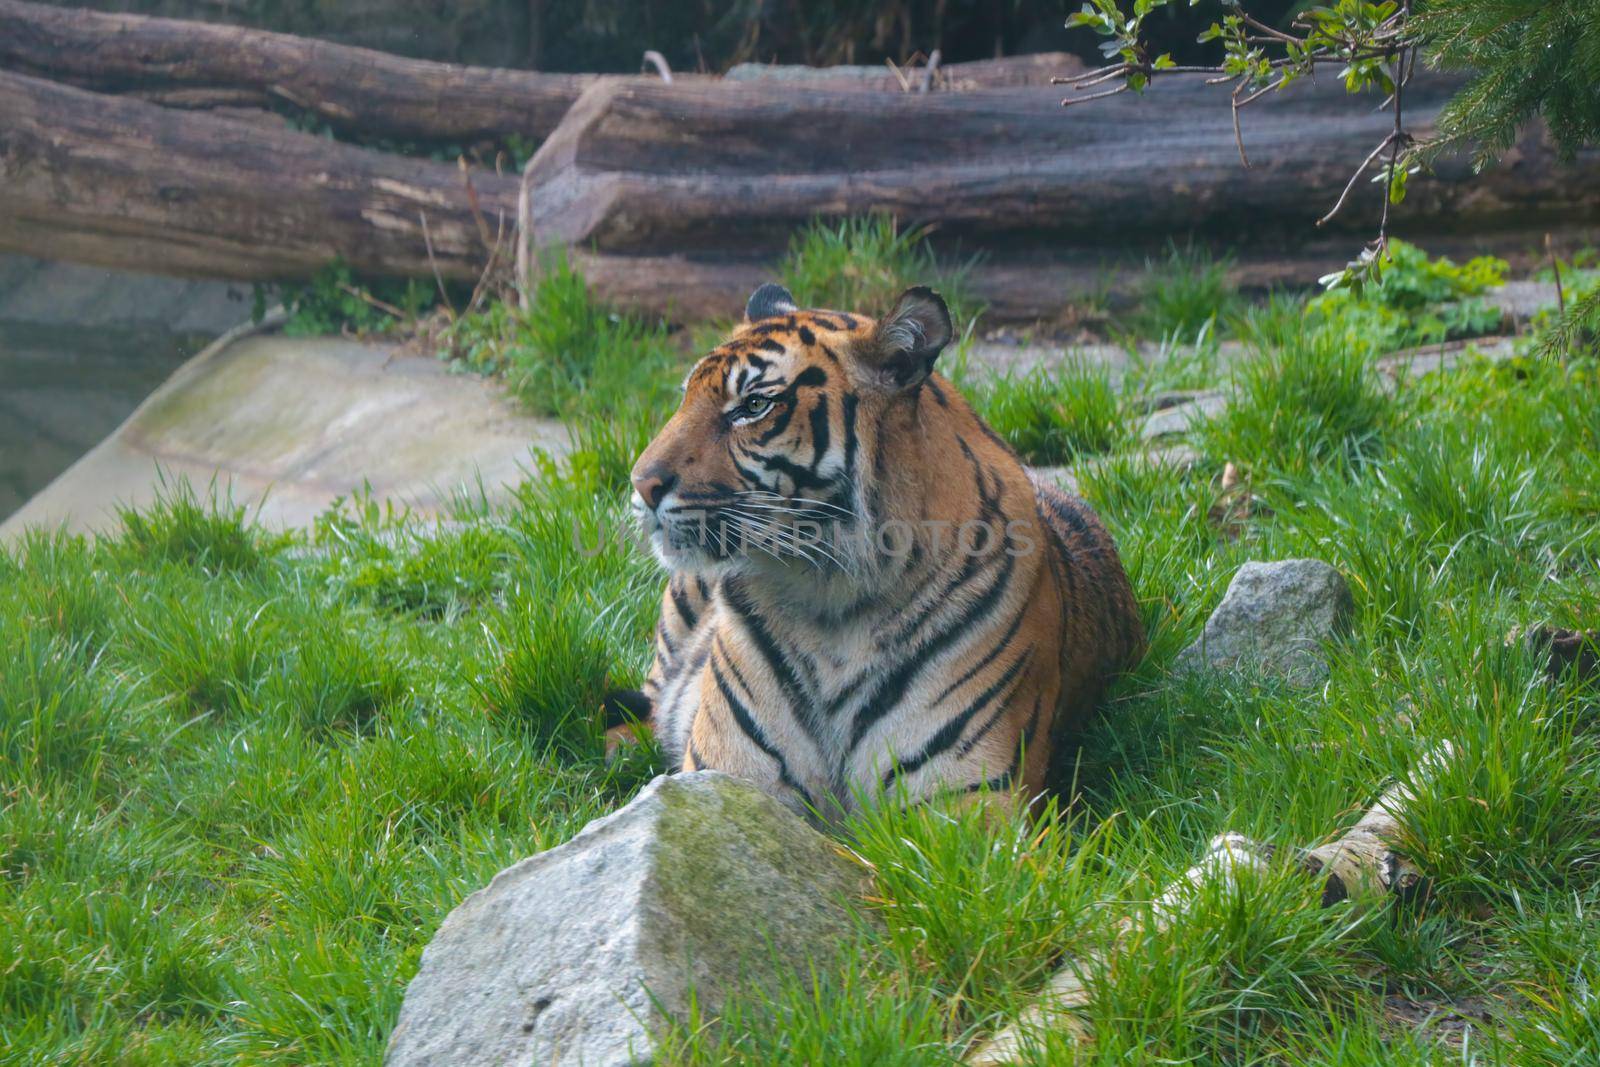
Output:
[641, 50, 673, 83]
[1054, 62, 1134, 90]
[417, 211, 457, 319]
[1061, 50, 1397, 91]
[1548, 233, 1567, 314]
[884, 56, 912, 93]
[465, 210, 507, 315]
[920, 48, 942, 94]
[458, 158, 493, 250]
[337, 282, 408, 320]
[1230, 82, 1251, 168]
[1062, 84, 1131, 107]
[1241, 12, 1302, 44]
[1235, 76, 1288, 109]
[1315, 132, 1397, 228]
[1375, 12, 1411, 248]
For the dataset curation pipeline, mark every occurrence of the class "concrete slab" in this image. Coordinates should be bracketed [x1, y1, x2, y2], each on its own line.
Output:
[2, 328, 567, 539]
[0, 254, 247, 334]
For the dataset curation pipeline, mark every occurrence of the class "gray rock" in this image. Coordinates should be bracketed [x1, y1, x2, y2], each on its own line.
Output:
[1177, 559, 1353, 686]
[385, 771, 869, 1067]
[1139, 390, 1228, 440]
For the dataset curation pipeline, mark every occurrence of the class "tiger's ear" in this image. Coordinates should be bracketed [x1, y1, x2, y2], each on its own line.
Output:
[745, 283, 797, 322]
[865, 286, 952, 389]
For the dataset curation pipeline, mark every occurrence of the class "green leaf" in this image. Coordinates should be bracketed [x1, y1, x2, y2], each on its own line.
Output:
[1153, 53, 1176, 70]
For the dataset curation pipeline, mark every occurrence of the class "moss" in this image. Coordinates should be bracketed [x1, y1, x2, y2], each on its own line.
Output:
[645, 775, 867, 994]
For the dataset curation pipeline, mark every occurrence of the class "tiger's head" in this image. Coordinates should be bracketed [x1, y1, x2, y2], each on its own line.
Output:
[630, 282, 953, 580]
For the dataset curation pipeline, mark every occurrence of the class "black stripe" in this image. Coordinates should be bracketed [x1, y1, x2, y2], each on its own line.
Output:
[792, 365, 829, 390]
[754, 400, 797, 445]
[841, 393, 860, 477]
[885, 653, 1030, 787]
[848, 547, 1017, 747]
[723, 579, 825, 748]
[712, 654, 810, 801]
[930, 604, 1030, 707]
[1041, 516, 1079, 600]
[797, 325, 816, 346]
[669, 578, 699, 631]
[759, 453, 832, 491]
[876, 438, 1006, 646]
[973, 417, 1023, 462]
[655, 617, 678, 661]
[956, 651, 1033, 758]
[733, 459, 777, 492]
[808, 394, 831, 469]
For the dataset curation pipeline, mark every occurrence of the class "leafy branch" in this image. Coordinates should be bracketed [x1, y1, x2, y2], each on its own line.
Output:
[1059, 0, 1421, 290]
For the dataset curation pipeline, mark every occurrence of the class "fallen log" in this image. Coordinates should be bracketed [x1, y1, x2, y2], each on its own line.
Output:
[523, 74, 1600, 258]
[722, 52, 1085, 91]
[0, 0, 596, 147]
[0, 0, 1084, 147]
[4, 53, 1599, 320]
[0, 70, 517, 281]
[966, 745, 1452, 1065]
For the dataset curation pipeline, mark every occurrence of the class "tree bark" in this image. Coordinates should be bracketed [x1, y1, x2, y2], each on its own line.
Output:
[0, 0, 596, 147]
[0, 70, 517, 282]
[0, 0, 1083, 148]
[4, 39, 1598, 321]
[523, 74, 1600, 258]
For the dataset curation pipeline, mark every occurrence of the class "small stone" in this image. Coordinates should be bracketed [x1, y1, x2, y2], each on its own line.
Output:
[1176, 559, 1353, 687]
[385, 771, 869, 1067]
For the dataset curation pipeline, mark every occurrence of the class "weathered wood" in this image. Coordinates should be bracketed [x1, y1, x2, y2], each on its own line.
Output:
[0, 70, 517, 282]
[967, 833, 1270, 1064]
[4, 42, 1598, 320]
[0, 0, 597, 146]
[722, 52, 1085, 90]
[524, 74, 1600, 258]
[967, 746, 1451, 1065]
[0, 0, 1082, 146]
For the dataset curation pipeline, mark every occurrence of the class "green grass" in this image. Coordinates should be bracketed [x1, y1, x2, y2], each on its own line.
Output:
[442, 251, 683, 422]
[962, 358, 1132, 466]
[4, 237, 1600, 1064]
[1200, 315, 1397, 478]
[781, 214, 980, 326]
[1124, 242, 1242, 343]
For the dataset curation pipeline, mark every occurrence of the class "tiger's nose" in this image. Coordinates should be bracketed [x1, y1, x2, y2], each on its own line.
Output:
[632, 465, 677, 510]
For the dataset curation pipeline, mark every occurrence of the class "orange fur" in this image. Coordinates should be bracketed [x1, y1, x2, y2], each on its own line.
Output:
[625, 285, 1143, 815]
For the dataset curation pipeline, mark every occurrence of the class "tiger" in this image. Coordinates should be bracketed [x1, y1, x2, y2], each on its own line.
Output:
[607, 282, 1144, 818]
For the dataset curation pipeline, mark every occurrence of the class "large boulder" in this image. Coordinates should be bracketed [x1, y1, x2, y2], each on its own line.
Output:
[385, 771, 869, 1067]
[1177, 559, 1353, 687]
